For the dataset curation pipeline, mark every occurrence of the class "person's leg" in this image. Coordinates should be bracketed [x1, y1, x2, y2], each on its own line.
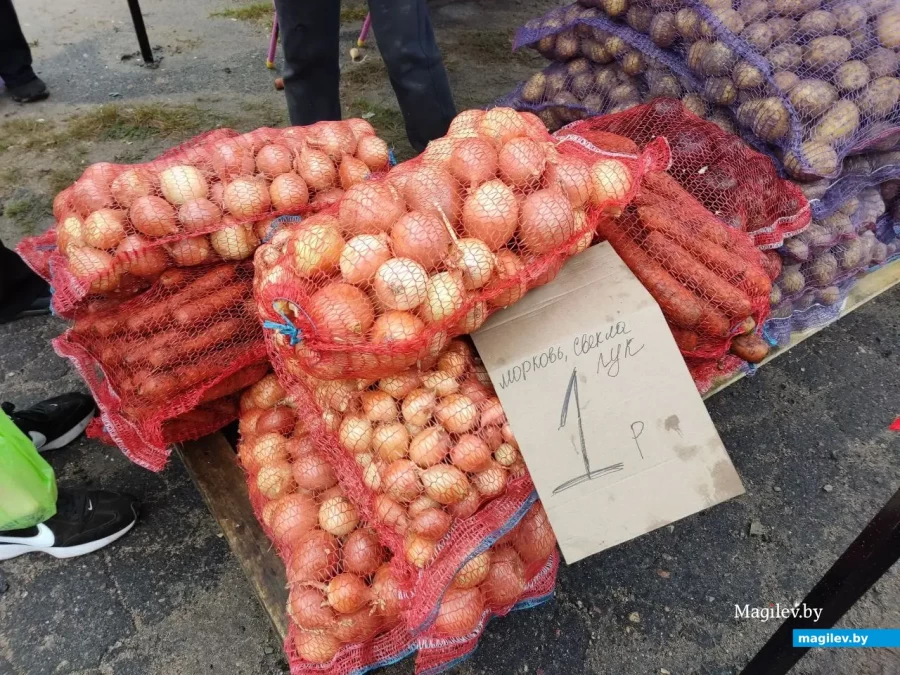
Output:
[3, 392, 96, 452]
[367, 0, 456, 152]
[272, 0, 341, 126]
[0, 0, 48, 102]
[0, 240, 50, 323]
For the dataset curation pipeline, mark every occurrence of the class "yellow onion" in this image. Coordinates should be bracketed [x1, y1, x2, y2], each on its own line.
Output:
[71, 178, 114, 216]
[290, 216, 345, 277]
[269, 172, 309, 212]
[461, 179, 518, 251]
[83, 209, 126, 249]
[434, 394, 478, 433]
[130, 196, 179, 238]
[437, 341, 472, 377]
[457, 301, 488, 332]
[256, 461, 295, 499]
[472, 461, 508, 498]
[488, 250, 526, 308]
[314, 378, 357, 412]
[477, 107, 529, 148]
[293, 631, 340, 664]
[370, 310, 426, 344]
[356, 135, 390, 171]
[346, 118, 376, 141]
[361, 390, 398, 423]
[448, 137, 498, 186]
[401, 388, 436, 427]
[383, 459, 422, 503]
[210, 218, 260, 260]
[374, 258, 429, 311]
[409, 426, 452, 467]
[589, 158, 633, 205]
[449, 238, 495, 290]
[211, 140, 256, 181]
[519, 189, 575, 254]
[447, 109, 485, 138]
[178, 198, 222, 233]
[421, 370, 458, 397]
[434, 587, 484, 637]
[319, 495, 360, 536]
[405, 533, 437, 568]
[498, 137, 547, 189]
[450, 434, 492, 472]
[422, 137, 457, 166]
[421, 464, 470, 504]
[57, 215, 85, 254]
[339, 181, 405, 236]
[340, 233, 391, 285]
[453, 550, 491, 589]
[339, 152, 371, 190]
[255, 143, 294, 178]
[110, 167, 155, 208]
[309, 121, 357, 162]
[401, 167, 461, 225]
[308, 283, 375, 342]
[68, 246, 122, 293]
[294, 146, 337, 191]
[420, 271, 466, 323]
[372, 421, 410, 462]
[379, 370, 421, 399]
[338, 413, 374, 454]
[115, 234, 168, 277]
[167, 236, 212, 266]
[224, 176, 271, 220]
[545, 155, 592, 209]
[391, 211, 451, 271]
[159, 165, 208, 206]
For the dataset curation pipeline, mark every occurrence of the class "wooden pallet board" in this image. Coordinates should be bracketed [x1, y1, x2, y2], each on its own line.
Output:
[179, 258, 900, 642]
[704, 259, 900, 399]
[178, 435, 289, 640]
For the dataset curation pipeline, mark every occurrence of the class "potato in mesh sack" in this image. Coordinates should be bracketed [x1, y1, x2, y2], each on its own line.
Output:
[255, 108, 668, 382]
[16, 121, 392, 318]
[238, 373, 559, 673]
[52, 262, 267, 470]
[513, 1, 900, 181]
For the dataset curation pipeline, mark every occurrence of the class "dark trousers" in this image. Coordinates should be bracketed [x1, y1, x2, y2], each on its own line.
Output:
[0, 241, 47, 321]
[272, 0, 456, 153]
[0, 0, 35, 88]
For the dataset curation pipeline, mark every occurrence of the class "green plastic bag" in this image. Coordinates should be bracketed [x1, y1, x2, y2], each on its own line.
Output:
[0, 409, 57, 530]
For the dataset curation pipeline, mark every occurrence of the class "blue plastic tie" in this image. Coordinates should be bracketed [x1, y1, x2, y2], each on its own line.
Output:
[264, 215, 302, 243]
[262, 310, 303, 346]
[388, 148, 397, 167]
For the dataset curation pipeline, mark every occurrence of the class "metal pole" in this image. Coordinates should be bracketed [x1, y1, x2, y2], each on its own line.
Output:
[741, 485, 900, 675]
[126, 0, 154, 64]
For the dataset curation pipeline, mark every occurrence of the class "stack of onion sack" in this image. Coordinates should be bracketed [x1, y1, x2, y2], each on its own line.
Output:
[237, 373, 560, 673]
[254, 107, 668, 382]
[765, 181, 890, 344]
[875, 175, 900, 260]
[513, 1, 900, 182]
[51, 262, 267, 470]
[558, 98, 810, 249]
[16, 120, 391, 318]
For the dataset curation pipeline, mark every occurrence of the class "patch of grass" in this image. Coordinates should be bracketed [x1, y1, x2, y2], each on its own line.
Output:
[240, 100, 289, 130]
[65, 104, 232, 142]
[0, 118, 56, 151]
[340, 5, 368, 22]
[452, 30, 533, 65]
[211, 3, 271, 22]
[3, 193, 52, 235]
[341, 57, 387, 88]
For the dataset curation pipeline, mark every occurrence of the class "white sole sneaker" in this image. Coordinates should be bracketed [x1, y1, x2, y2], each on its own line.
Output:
[39, 410, 95, 452]
[0, 519, 136, 561]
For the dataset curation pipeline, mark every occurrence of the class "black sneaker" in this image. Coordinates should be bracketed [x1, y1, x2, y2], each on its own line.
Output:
[0, 488, 139, 560]
[2, 393, 96, 452]
[8, 76, 49, 103]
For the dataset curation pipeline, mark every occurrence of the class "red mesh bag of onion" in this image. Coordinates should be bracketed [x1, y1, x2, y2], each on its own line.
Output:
[238, 371, 559, 673]
[254, 107, 670, 382]
[16, 121, 392, 318]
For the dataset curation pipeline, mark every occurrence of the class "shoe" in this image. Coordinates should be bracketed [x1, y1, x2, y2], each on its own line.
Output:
[8, 291, 51, 320]
[0, 488, 139, 560]
[2, 393, 96, 452]
[8, 76, 49, 103]
[0, 277, 51, 324]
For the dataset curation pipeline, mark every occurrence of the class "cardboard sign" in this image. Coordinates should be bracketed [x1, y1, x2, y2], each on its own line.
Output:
[472, 243, 744, 564]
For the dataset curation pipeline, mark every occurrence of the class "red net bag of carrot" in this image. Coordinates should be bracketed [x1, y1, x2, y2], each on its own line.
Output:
[17, 120, 391, 319]
[557, 98, 811, 249]
[554, 116, 774, 368]
[52, 262, 267, 470]
[254, 107, 670, 382]
[238, 376, 557, 674]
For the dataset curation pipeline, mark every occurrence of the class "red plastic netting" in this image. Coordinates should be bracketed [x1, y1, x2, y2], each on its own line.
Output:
[254, 107, 670, 382]
[237, 378, 559, 673]
[556, 98, 811, 248]
[249, 337, 557, 636]
[16, 120, 391, 319]
[52, 262, 266, 470]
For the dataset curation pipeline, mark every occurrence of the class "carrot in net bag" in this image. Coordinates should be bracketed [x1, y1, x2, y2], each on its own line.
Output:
[237, 375, 558, 674]
[555, 99, 811, 249]
[52, 261, 267, 470]
[16, 121, 392, 319]
[254, 108, 670, 381]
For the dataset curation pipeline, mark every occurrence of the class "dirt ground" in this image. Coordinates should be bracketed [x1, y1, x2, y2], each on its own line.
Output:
[1, 1, 899, 674]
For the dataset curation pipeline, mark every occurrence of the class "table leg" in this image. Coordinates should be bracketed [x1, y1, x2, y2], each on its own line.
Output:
[126, 0, 154, 64]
